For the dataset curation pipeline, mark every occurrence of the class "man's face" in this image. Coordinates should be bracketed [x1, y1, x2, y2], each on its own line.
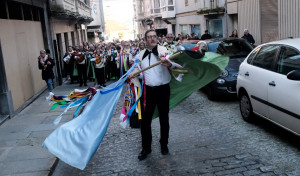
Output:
[244, 30, 249, 35]
[145, 31, 158, 49]
[167, 35, 173, 43]
[124, 42, 130, 50]
[68, 47, 73, 52]
[79, 44, 83, 50]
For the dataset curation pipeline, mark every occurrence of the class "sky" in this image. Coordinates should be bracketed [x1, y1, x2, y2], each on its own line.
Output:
[103, 0, 134, 30]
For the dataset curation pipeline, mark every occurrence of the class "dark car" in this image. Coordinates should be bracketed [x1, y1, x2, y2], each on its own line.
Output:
[179, 38, 254, 100]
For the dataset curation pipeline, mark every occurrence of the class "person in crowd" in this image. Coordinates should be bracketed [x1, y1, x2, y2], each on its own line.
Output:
[121, 41, 133, 74]
[230, 29, 238, 38]
[86, 44, 96, 82]
[128, 29, 175, 161]
[138, 41, 146, 51]
[242, 29, 255, 45]
[76, 44, 87, 87]
[38, 49, 55, 98]
[105, 45, 113, 81]
[110, 45, 119, 80]
[157, 37, 163, 45]
[63, 46, 75, 84]
[185, 34, 191, 40]
[93, 49, 106, 87]
[201, 30, 212, 40]
[175, 34, 181, 41]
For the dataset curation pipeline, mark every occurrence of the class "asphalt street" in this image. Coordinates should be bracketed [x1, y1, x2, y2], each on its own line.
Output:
[51, 89, 300, 176]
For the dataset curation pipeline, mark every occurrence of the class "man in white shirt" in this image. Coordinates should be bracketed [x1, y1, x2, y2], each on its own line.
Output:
[129, 29, 173, 160]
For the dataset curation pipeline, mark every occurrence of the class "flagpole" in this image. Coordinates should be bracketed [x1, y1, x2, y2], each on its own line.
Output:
[133, 51, 183, 77]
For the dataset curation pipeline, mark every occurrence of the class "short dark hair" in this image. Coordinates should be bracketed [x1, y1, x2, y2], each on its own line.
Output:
[144, 29, 156, 39]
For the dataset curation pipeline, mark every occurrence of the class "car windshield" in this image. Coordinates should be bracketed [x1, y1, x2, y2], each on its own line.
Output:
[207, 40, 254, 58]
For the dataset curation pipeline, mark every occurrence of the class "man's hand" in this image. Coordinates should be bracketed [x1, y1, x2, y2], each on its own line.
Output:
[44, 64, 47, 69]
[128, 72, 137, 79]
[47, 61, 51, 65]
[161, 57, 172, 67]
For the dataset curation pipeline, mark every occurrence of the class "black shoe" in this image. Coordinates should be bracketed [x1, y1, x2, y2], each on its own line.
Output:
[84, 84, 87, 86]
[102, 84, 106, 87]
[161, 146, 169, 155]
[138, 149, 151, 161]
[79, 84, 83, 87]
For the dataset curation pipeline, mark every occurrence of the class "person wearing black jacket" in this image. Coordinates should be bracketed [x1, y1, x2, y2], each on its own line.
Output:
[201, 30, 212, 40]
[242, 29, 255, 45]
[38, 49, 55, 96]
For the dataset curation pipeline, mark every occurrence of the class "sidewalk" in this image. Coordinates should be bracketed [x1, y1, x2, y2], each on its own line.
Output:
[0, 80, 96, 176]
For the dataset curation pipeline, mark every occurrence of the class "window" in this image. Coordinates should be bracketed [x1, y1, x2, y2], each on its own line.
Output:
[185, 0, 188, 6]
[32, 6, 40, 21]
[23, 4, 32, 21]
[252, 45, 279, 70]
[276, 46, 300, 75]
[7, 1, 22, 20]
[247, 47, 260, 64]
[64, 32, 69, 52]
[180, 25, 188, 35]
[0, 1, 8, 19]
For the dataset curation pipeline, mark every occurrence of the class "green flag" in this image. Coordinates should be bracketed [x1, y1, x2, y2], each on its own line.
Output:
[154, 50, 229, 118]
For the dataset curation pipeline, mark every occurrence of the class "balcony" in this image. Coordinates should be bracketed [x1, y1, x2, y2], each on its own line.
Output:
[197, 6, 225, 15]
[150, 7, 162, 18]
[161, 0, 175, 19]
[49, 0, 93, 24]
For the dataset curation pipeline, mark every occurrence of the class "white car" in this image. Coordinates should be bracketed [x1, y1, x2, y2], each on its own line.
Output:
[237, 38, 300, 136]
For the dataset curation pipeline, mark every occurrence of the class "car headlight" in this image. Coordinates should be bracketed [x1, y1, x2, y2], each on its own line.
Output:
[217, 78, 225, 84]
[220, 69, 229, 77]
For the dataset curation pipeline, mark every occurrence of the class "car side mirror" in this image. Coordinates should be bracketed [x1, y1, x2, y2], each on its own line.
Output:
[287, 70, 300, 81]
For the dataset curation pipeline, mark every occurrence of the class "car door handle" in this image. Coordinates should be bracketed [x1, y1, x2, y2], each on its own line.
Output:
[269, 81, 276, 86]
[245, 72, 249, 76]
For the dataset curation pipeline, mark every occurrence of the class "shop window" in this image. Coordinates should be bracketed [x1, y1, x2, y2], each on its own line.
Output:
[180, 25, 188, 35]
[0, 1, 8, 19]
[190, 24, 201, 38]
[209, 19, 223, 38]
[185, 0, 188, 6]
[7, 1, 23, 20]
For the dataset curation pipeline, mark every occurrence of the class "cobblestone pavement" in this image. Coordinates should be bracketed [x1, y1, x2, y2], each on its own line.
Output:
[52, 90, 300, 176]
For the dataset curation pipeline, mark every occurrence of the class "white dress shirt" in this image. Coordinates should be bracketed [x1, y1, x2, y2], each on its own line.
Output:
[140, 51, 171, 87]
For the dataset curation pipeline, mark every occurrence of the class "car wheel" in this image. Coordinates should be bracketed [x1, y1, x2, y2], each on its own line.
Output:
[207, 87, 216, 101]
[239, 92, 254, 122]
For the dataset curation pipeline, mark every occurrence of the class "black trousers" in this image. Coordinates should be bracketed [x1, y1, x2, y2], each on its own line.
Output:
[77, 64, 87, 85]
[140, 84, 170, 151]
[95, 67, 105, 85]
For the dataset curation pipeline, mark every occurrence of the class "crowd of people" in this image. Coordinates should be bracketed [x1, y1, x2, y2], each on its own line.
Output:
[38, 28, 255, 98]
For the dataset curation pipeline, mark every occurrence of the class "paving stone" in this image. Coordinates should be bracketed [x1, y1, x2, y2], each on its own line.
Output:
[243, 169, 263, 176]
[214, 167, 247, 176]
[260, 166, 278, 172]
